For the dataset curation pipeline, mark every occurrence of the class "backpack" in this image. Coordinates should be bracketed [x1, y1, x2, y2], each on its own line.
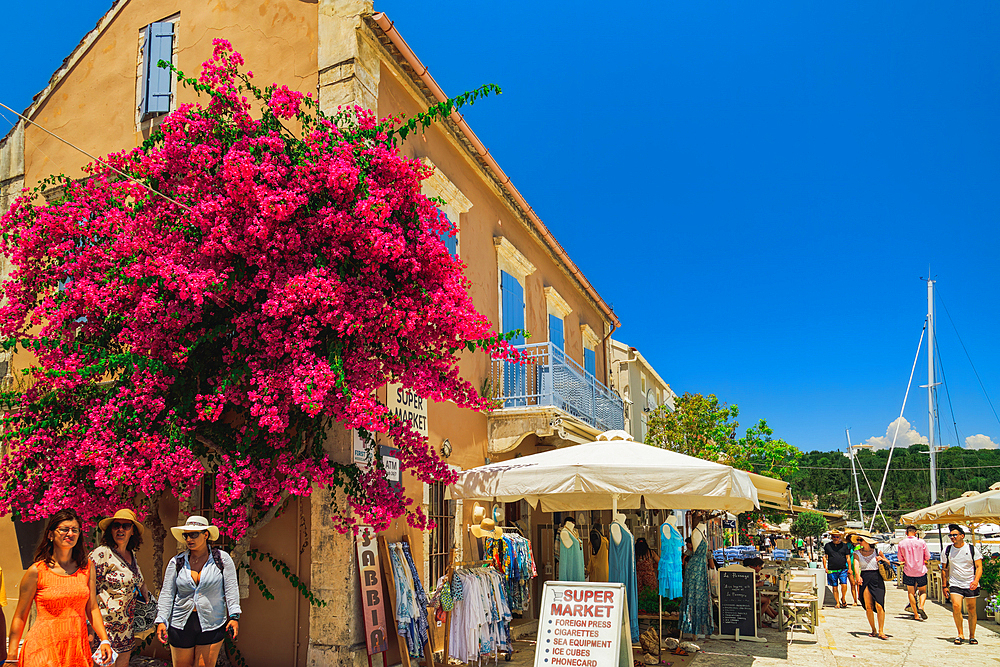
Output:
[174, 547, 226, 584]
[944, 543, 976, 563]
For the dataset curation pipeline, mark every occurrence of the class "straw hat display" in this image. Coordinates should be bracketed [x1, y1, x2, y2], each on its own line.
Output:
[471, 517, 503, 540]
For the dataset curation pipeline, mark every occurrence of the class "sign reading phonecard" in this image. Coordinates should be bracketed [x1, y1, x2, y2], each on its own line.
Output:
[534, 581, 631, 667]
[387, 383, 429, 437]
[355, 526, 389, 655]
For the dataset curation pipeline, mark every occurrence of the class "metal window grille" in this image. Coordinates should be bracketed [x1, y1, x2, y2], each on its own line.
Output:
[189, 474, 231, 550]
[428, 482, 452, 584]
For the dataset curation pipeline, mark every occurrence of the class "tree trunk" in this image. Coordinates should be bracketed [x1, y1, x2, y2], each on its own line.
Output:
[147, 492, 168, 589]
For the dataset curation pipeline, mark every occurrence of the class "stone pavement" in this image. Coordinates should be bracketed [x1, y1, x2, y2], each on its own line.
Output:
[498, 584, 1000, 666]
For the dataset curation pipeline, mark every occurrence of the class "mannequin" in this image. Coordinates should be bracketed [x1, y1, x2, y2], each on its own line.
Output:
[610, 511, 628, 545]
[680, 512, 714, 638]
[658, 515, 683, 600]
[558, 519, 585, 582]
[587, 525, 610, 583]
[608, 513, 638, 641]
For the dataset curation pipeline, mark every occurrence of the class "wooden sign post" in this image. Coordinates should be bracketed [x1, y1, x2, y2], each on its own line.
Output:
[356, 526, 389, 657]
[714, 564, 765, 642]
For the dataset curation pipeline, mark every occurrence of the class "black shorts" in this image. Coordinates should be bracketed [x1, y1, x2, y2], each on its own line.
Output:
[902, 573, 928, 587]
[948, 586, 979, 599]
[168, 612, 227, 648]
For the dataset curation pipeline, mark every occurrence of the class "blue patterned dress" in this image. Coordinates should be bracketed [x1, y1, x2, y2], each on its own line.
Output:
[680, 529, 715, 636]
[658, 523, 684, 599]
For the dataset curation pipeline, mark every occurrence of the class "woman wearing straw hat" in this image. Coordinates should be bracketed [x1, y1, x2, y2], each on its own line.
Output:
[852, 534, 891, 640]
[155, 516, 241, 667]
[91, 509, 152, 667]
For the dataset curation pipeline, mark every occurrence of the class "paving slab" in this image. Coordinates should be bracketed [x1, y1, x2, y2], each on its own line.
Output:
[497, 584, 1000, 666]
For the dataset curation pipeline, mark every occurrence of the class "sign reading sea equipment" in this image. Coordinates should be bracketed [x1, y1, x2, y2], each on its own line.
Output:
[534, 581, 631, 667]
[355, 526, 389, 655]
[387, 383, 428, 437]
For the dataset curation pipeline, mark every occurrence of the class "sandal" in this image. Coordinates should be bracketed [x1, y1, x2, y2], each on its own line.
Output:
[869, 632, 878, 638]
[878, 634, 889, 641]
[970, 638, 978, 645]
[954, 637, 964, 645]
[918, 608, 927, 620]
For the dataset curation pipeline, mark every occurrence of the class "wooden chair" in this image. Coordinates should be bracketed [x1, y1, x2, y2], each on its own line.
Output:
[778, 571, 819, 637]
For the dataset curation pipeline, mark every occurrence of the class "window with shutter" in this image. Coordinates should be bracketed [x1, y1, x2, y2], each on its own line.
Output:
[438, 210, 457, 256]
[548, 314, 564, 352]
[500, 271, 526, 405]
[141, 22, 175, 120]
[584, 348, 596, 377]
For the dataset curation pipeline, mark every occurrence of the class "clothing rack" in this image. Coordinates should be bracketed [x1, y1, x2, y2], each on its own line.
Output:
[379, 535, 438, 667]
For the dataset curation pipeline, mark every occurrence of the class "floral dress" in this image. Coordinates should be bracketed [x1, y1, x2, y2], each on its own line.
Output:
[90, 545, 144, 652]
[680, 529, 715, 637]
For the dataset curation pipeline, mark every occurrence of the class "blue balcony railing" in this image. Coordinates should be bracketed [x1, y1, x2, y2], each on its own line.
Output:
[490, 342, 625, 432]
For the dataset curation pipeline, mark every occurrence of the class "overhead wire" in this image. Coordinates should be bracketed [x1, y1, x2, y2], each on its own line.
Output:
[937, 289, 1000, 429]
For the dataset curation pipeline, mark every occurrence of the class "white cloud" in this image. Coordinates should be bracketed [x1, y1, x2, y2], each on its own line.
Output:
[964, 434, 999, 450]
[864, 417, 928, 450]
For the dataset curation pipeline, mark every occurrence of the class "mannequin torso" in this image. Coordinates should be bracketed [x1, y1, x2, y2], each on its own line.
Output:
[561, 520, 579, 548]
[610, 512, 629, 545]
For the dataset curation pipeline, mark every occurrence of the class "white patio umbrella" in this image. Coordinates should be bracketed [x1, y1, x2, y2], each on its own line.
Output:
[959, 483, 1000, 522]
[901, 484, 1000, 525]
[450, 430, 759, 513]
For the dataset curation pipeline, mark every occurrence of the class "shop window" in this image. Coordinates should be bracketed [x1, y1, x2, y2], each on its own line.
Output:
[428, 481, 452, 585]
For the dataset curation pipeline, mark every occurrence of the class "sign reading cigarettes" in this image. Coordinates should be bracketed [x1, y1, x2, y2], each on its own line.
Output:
[534, 582, 631, 667]
[387, 383, 428, 437]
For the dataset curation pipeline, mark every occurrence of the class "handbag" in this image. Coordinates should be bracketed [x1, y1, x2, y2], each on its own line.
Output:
[878, 559, 896, 582]
[131, 586, 158, 634]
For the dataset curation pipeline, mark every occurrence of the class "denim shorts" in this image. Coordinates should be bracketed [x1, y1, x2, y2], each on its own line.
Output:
[827, 569, 849, 586]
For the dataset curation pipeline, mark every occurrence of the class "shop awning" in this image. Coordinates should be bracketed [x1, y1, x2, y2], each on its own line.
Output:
[449, 430, 759, 513]
[902, 483, 1000, 525]
[747, 472, 791, 512]
[788, 505, 847, 528]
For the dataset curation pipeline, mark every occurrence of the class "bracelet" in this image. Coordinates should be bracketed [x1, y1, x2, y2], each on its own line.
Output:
[99, 640, 110, 646]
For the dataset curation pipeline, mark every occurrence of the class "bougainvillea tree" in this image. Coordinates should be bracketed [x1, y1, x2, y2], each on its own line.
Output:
[0, 41, 515, 573]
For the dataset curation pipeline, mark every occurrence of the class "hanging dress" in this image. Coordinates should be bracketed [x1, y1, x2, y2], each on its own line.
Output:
[609, 524, 639, 641]
[680, 528, 715, 637]
[658, 522, 683, 599]
[18, 561, 92, 667]
[558, 529, 585, 582]
[587, 534, 610, 583]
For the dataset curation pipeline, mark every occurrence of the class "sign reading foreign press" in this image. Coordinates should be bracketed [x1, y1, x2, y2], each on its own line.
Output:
[534, 581, 631, 667]
[387, 383, 428, 437]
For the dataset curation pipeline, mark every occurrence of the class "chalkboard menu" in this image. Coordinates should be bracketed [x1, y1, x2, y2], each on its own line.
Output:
[718, 567, 757, 638]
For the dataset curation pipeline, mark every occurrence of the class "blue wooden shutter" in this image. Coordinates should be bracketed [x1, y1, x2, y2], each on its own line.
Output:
[500, 271, 524, 344]
[584, 348, 596, 376]
[438, 210, 457, 256]
[141, 22, 174, 119]
[501, 271, 525, 405]
[548, 314, 564, 351]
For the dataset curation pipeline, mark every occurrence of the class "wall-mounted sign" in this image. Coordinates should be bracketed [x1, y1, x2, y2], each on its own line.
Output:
[354, 432, 402, 492]
[355, 526, 389, 655]
[387, 383, 428, 437]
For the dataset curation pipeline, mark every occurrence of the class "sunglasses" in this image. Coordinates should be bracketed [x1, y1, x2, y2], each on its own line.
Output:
[949, 533, 961, 538]
[111, 522, 134, 530]
[182, 531, 206, 540]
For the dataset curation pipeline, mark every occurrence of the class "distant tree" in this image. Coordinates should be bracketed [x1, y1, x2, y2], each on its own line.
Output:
[732, 418, 802, 479]
[646, 392, 738, 460]
[791, 511, 828, 539]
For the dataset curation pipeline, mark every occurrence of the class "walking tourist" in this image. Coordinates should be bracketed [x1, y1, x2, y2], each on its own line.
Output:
[897, 525, 930, 621]
[822, 529, 852, 608]
[155, 516, 241, 667]
[92, 509, 152, 667]
[852, 534, 891, 640]
[5, 509, 115, 666]
[942, 524, 983, 645]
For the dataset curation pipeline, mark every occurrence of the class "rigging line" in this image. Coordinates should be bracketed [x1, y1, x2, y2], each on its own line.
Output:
[870, 322, 926, 532]
[937, 290, 1000, 429]
[791, 464, 1000, 471]
[935, 334, 962, 449]
[855, 455, 892, 529]
[0, 101, 192, 213]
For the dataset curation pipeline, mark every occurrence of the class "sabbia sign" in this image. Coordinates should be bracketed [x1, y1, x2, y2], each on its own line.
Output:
[355, 526, 389, 655]
[534, 582, 631, 667]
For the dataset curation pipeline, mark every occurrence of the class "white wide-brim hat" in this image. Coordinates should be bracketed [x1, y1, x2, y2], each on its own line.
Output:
[171, 515, 220, 543]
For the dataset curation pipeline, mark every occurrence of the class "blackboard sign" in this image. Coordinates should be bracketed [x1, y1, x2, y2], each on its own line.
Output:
[718, 566, 757, 639]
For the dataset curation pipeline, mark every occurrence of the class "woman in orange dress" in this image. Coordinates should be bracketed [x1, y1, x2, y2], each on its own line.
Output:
[5, 509, 114, 666]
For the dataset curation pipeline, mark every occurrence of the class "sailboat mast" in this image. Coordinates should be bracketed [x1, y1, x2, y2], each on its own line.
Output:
[846, 429, 865, 523]
[927, 279, 938, 505]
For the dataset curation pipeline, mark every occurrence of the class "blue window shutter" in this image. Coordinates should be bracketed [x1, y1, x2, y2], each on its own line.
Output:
[548, 314, 564, 351]
[438, 210, 457, 256]
[500, 271, 524, 344]
[584, 348, 596, 376]
[142, 22, 174, 119]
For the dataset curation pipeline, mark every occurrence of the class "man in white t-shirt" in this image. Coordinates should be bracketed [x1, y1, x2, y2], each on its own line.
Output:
[942, 524, 983, 645]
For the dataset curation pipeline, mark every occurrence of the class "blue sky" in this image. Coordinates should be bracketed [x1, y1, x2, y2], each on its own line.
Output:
[2, 2, 1000, 453]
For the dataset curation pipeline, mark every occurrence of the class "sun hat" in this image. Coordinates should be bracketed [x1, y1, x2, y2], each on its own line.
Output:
[472, 503, 486, 523]
[829, 529, 844, 536]
[470, 517, 503, 539]
[98, 509, 145, 536]
[170, 515, 220, 543]
[858, 534, 878, 546]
